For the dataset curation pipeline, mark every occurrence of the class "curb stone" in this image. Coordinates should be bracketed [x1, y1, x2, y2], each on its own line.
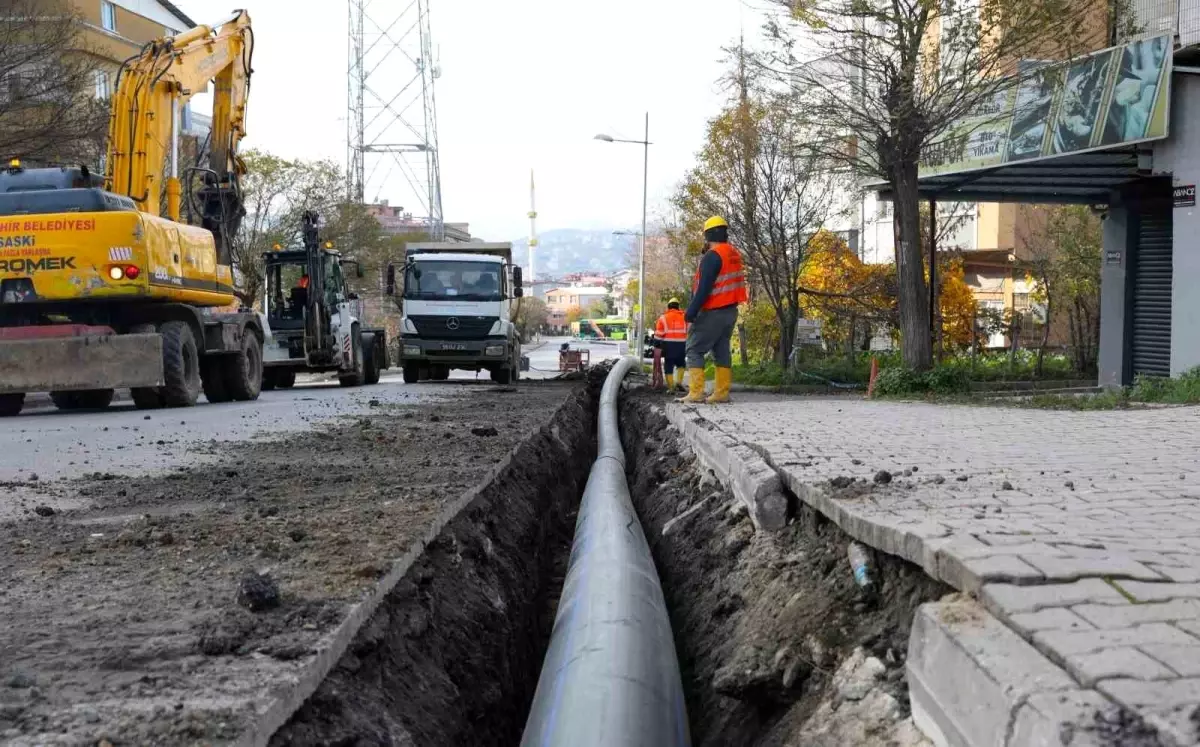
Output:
[661, 402, 786, 531]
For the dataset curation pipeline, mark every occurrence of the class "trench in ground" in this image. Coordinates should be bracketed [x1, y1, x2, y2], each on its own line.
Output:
[276, 380, 952, 746]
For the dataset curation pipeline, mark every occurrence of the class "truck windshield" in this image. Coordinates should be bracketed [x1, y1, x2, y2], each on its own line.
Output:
[405, 260, 503, 301]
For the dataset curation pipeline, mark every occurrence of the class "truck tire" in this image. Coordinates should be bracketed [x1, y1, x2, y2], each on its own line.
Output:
[338, 328, 365, 387]
[160, 321, 201, 408]
[0, 393, 23, 416]
[430, 365, 449, 381]
[223, 332, 263, 401]
[201, 357, 231, 403]
[261, 369, 277, 391]
[275, 370, 297, 389]
[362, 334, 381, 385]
[51, 389, 115, 411]
[402, 363, 420, 384]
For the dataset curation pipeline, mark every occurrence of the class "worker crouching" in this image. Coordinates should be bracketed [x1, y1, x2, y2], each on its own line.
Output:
[654, 298, 688, 392]
[679, 216, 748, 404]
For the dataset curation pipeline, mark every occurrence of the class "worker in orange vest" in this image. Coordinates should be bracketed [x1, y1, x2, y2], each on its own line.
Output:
[654, 298, 688, 392]
[679, 216, 748, 404]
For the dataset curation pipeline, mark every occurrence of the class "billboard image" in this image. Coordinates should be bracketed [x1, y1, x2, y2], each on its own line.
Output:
[919, 33, 1172, 178]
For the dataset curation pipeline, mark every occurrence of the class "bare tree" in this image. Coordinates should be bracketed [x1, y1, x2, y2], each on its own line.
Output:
[0, 0, 110, 165]
[762, 0, 1118, 369]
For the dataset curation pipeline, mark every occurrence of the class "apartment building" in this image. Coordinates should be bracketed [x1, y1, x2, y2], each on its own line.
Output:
[73, 0, 195, 103]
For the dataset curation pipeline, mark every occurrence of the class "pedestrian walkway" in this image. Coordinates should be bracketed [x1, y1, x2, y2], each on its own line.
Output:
[668, 395, 1200, 745]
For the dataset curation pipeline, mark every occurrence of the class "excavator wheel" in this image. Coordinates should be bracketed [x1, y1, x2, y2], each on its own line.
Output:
[201, 357, 232, 403]
[223, 331, 263, 401]
[50, 389, 115, 411]
[0, 393, 25, 417]
[160, 321, 201, 408]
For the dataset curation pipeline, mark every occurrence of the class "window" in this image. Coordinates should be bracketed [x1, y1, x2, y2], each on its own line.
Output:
[94, 70, 110, 100]
[877, 200, 893, 220]
[101, 1, 117, 32]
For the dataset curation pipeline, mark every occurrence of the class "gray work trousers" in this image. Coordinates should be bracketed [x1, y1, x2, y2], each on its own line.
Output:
[686, 304, 738, 368]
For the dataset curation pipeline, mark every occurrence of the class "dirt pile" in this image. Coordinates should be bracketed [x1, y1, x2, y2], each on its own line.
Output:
[620, 393, 950, 747]
[0, 384, 578, 746]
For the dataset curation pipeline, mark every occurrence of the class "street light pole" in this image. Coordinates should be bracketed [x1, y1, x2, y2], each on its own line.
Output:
[638, 112, 649, 351]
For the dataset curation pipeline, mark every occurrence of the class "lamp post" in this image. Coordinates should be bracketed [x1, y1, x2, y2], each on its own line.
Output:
[594, 112, 650, 353]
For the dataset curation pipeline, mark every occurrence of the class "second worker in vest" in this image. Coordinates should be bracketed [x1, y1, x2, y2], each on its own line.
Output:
[654, 298, 688, 392]
[679, 215, 749, 404]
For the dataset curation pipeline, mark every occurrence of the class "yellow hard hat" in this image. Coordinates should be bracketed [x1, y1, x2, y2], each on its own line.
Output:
[668, 297, 680, 305]
[703, 215, 728, 232]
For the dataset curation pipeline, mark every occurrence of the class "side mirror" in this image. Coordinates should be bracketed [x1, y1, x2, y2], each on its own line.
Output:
[512, 265, 524, 297]
[386, 264, 395, 295]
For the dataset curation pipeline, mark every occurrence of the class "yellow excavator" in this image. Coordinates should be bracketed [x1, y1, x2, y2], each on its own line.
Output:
[0, 11, 261, 415]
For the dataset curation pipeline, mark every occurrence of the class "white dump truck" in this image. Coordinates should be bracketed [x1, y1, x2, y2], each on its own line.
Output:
[386, 242, 523, 384]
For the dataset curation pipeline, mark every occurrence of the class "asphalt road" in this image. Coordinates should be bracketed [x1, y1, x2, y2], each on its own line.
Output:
[0, 336, 621, 519]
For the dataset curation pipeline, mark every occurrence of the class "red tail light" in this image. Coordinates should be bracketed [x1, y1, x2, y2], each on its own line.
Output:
[124, 265, 140, 280]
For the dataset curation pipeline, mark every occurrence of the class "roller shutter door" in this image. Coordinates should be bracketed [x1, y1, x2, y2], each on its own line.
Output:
[1131, 210, 1172, 378]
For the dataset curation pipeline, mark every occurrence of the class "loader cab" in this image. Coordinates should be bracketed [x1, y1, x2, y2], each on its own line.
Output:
[262, 246, 359, 330]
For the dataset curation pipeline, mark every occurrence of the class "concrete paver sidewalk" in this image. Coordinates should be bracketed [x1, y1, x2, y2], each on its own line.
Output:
[667, 395, 1200, 746]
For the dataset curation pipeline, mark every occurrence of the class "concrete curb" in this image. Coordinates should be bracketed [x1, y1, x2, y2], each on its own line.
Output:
[232, 394, 582, 747]
[657, 402, 1125, 747]
[662, 403, 786, 532]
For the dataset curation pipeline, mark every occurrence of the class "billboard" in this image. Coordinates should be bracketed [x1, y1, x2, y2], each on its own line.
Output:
[919, 34, 1173, 178]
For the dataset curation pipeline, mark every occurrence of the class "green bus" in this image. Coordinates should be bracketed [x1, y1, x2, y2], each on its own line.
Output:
[571, 317, 629, 340]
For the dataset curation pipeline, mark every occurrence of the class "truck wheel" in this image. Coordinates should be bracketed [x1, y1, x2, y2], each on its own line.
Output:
[0, 393, 23, 416]
[160, 321, 201, 407]
[261, 369, 277, 391]
[275, 370, 297, 389]
[223, 332, 263, 401]
[201, 358, 231, 403]
[402, 363, 420, 384]
[362, 334, 381, 385]
[338, 329, 365, 387]
[430, 365, 449, 381]
[51, 389, 115, 411]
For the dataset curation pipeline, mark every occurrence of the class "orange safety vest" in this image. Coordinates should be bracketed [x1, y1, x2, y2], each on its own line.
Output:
[693, 242, 749, 310]
[298, 276, 309, 289]
[655, 308, 687, 341]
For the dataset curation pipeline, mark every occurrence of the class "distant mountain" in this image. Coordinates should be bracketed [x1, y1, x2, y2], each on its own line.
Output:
[511, 229, 636, 279]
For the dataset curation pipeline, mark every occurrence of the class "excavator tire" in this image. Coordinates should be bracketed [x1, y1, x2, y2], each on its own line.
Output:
[223, 331, 263, 401]
[129, 323, 165, 410]
[201, 357, 231, 403]
[160, 321, 201, 408]
[0, 393, 25, 416]
[338, 327, 365, 387]
[50, 389, 115, 411]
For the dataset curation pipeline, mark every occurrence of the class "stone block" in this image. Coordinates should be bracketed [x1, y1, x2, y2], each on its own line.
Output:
[1063, 646, 1176, 686]
[981, 579, 1127, 616]
[1071, 599, 1200, 629]
[1097, 677, 1200, 745]
[1008, 607, 1095, 633]
[1139, 643, 1200, 677]
[1035, 623, 1199, 657]
[938, 553, 1044, 594]
[1019, 555, 1163, 583]
[907, 598, 1075, 747]
[1008, 690, 1127, 747]
[1115, 580, 1200, 603]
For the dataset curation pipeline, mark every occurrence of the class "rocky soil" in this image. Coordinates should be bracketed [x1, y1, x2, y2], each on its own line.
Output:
[621, 392, 951, 747]
[0, 383, 577, 746]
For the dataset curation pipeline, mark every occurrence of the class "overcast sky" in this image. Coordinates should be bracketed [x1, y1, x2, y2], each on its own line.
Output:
[173, 0, 771, 241]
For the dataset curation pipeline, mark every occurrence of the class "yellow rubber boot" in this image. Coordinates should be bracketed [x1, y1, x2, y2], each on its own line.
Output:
[674, 369, 686, 391]
[677, 367, 707, 403]
[706, 366, 733, 404]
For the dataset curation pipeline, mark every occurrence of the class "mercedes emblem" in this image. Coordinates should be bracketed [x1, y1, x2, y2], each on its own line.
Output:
[446, 317, 460, 331]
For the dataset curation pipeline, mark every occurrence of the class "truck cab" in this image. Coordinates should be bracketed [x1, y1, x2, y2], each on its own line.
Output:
[387, 242, 523, 384]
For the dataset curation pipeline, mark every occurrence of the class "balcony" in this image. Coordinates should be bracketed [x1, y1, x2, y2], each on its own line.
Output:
[1122, 0, 1200, 51]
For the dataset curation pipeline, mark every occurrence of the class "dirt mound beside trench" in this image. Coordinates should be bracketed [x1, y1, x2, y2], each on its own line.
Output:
[621, 394, 951, 747]
[0, 383, 580, 746]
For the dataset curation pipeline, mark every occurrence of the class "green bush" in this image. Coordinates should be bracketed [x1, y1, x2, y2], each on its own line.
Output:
[1129, 366, 1200, 404]
[923, 366, 971, 394]
[873, 367, 926, 396]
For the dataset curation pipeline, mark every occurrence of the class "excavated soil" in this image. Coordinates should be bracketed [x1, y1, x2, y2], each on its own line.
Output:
[0, 383, 583, 746]
[621, 394, 952, 747]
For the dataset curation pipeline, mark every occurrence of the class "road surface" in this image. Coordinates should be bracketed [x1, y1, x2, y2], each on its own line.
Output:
[0, 337, 620, 519]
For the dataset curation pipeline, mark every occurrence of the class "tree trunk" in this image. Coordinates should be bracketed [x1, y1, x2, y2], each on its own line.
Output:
[892, 161, 932, 370]
[777, 305, 795, 367]
[738, 323, 749, 366]
[1036, 294, 1051, 377]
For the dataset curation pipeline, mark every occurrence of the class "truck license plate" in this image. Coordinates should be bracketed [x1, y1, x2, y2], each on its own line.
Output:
[440, 343, 467, 351]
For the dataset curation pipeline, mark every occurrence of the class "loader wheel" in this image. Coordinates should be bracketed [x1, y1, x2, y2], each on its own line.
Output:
[0, 393, 25, 417]
[201, 357, 231, 403]
[160, 321, 201, 408]
[50, 389, 115, 411]
[339, 328, 365, 387]
[275, 370, 296, 389]
[223, 332, 263, 401]
[362, 335, 381, 385]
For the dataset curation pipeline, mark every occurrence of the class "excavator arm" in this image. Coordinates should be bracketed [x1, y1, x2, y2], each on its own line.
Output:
[105, 10, 253, 264]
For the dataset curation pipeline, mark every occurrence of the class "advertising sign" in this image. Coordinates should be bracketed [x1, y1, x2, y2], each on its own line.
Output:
[919, 34, 1173, 178]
